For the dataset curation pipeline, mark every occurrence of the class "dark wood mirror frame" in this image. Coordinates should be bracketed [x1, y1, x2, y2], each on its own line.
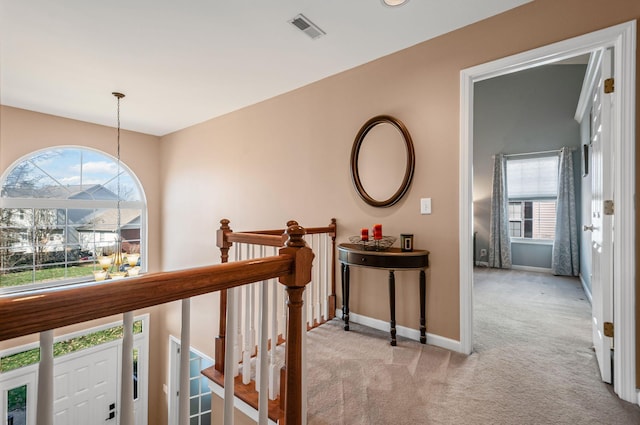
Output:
[350, 115, 415, 207]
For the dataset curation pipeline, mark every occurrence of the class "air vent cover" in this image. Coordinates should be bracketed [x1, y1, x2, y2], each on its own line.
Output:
[289, 14, 326, 40]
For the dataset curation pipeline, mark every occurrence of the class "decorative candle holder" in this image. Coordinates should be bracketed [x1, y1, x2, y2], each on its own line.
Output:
[127, 266, 141, 277]
[126, 253, 140, 268]
[93, 270, 108, 281]
[348, 235, 396, 251]
[98, 256, 113, 272]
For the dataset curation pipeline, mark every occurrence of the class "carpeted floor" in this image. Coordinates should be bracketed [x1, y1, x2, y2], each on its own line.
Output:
[304, 268, 640, 424]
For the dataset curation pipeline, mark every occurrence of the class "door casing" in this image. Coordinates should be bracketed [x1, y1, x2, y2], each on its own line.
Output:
[459, 21, 636, 403]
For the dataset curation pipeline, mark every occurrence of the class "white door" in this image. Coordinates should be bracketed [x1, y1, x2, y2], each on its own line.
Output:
[589, 48, 614, 384]
[53, 345, 118, 425]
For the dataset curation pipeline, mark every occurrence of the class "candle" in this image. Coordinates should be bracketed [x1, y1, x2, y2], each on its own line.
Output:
[373, 224, 383, 240]
[361, 228, 369, 241]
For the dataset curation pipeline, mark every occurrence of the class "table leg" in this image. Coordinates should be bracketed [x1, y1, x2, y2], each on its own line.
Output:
[342, 263, 350, 331]
[420, 269, 426, 344]
[389, 270, 396, 346]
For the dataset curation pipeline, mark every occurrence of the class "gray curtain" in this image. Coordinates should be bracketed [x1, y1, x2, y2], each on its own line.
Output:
[488, 154, 511, 268]
[552, 147, 579, 276]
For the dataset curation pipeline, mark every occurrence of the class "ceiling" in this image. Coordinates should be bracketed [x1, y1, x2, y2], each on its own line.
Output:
[1, 0, 531, 136]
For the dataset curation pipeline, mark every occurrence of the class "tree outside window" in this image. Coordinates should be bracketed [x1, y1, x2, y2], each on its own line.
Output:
[0, 147, 145, 292]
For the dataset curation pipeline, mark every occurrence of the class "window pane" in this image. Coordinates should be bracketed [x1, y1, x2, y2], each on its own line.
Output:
[7, 384, 27, 425]
[190, 358, 201, 378]
[201, 392, 211, 411]
[532, 201, 556, 239]
[1, 147, 145, 291]
[133, 348, 139, 400]
[201, 412, 211, 425]
[190, 396, 199, 415]
[507, 155, 559, 199]
[190, 377, 200, 395]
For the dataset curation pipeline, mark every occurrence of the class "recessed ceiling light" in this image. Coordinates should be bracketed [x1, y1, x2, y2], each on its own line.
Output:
[382, 0, 409, 6]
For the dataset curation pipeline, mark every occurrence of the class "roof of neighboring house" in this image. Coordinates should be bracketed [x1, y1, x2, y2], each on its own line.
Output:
[76, 209, 140, 232]
[2, 184, 119, 201]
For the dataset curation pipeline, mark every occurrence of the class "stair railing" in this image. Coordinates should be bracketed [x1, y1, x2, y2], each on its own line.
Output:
[0, 221, 315, 425]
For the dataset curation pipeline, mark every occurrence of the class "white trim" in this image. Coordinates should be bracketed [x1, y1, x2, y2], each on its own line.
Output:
[168, 336, 216, 425]
[580, 273, 593, 305]
[575, 49, 603, 122]
[510, 238, 553, 246]
[0, 314, 150, 425]
[459, 21, 636, 403]
[612, 20, 636, 403]
[335, 310, 461, 353]
[510, 265, 552, 273]
[208, 380, 278, 425]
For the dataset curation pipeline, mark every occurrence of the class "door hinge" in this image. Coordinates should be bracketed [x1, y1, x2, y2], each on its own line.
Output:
[603, 321, 614, 338]
[604, 78, 614, 93]
[603, 200, 614, 215]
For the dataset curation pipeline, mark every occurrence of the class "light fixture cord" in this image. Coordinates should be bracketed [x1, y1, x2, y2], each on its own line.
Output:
[113, 92, 125, 255]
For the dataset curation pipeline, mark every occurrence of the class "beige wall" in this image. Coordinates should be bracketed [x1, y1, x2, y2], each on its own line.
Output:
[162, 0, 638, 337]
[1, 1, 639, 424]
[0, 105, 167, 423]
[161, 1, 640, 422]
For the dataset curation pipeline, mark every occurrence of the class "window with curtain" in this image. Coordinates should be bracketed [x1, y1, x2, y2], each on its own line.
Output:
[506, 154, 559, 240]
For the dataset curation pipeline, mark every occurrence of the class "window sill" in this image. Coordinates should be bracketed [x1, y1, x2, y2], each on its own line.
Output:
[510, 238, 553, 246]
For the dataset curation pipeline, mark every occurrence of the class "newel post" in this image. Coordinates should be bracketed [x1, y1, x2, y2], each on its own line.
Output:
[279, 221, 314, 425]
[215, 219, 233, 373]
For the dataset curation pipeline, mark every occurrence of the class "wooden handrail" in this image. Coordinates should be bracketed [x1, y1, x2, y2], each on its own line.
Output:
[227, 232, 285, 247]
[0, 255, 293, 342]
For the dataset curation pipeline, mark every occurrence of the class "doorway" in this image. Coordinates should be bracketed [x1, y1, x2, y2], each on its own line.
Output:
[458, 21, 636, 403]
[0, 316, 149, 425]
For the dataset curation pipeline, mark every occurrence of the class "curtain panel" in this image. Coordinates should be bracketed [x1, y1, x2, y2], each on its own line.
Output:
[552, 147, 579, 276]
[488, 154, 512, 268]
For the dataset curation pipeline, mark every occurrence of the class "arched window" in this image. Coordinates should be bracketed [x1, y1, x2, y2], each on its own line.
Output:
[0, 147, 146, 293]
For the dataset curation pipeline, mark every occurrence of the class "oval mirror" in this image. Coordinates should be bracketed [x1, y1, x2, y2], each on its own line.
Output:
[350, 115, 415, 207]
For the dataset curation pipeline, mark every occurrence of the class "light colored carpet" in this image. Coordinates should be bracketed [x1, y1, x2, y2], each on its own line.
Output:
[304, 268, 640, 424]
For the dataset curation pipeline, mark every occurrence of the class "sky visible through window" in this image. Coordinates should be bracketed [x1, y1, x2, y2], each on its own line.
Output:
[2, 148, 140, 202]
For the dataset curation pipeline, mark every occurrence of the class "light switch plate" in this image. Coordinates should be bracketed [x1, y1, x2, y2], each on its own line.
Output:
[420, 198, 431, 214]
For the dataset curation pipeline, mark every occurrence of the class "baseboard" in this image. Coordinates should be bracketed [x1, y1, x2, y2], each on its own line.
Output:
[335, 310, 462, 353]
[474, 261, 488, 267]
[511, 264, 552, 273]
[579, 273, 593, 304]
[208, 380, 278, 425]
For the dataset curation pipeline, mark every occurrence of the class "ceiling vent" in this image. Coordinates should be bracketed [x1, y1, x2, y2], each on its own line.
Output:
[289, 14, 326, 40]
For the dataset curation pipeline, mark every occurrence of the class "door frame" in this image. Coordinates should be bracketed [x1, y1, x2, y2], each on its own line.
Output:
[0, 314, 150, 425]
[459, 21, 636, 403]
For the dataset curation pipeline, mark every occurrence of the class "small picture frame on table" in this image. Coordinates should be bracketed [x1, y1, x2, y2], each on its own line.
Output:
[400, 234, 413, 252]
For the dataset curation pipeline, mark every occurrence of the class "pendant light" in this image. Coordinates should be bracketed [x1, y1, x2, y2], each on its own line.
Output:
[112, 92, 125, 276]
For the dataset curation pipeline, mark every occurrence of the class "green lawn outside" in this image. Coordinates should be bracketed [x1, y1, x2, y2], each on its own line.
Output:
[0, 320, 143, 373]
[0, 264, 96, 288]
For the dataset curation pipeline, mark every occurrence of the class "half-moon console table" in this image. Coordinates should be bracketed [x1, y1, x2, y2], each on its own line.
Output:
[337, 243, 429, 346]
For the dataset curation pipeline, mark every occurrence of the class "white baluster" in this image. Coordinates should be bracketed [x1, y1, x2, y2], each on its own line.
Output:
[269, 276, 279, 400]
[257, 279, 269, 425]
[224, 287, 238, 425]
[242, 281, 252, 385]
[323, 234, 330, 320]
[178, 302, 190, 425]
[36, 330, 53, 425]
[234, 245, 243, 377]
[314, 235, 322, 326]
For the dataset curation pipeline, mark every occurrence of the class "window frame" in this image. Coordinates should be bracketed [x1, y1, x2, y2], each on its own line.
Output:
[506, 153, 559, 242]
[0, 146, 147, 294]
